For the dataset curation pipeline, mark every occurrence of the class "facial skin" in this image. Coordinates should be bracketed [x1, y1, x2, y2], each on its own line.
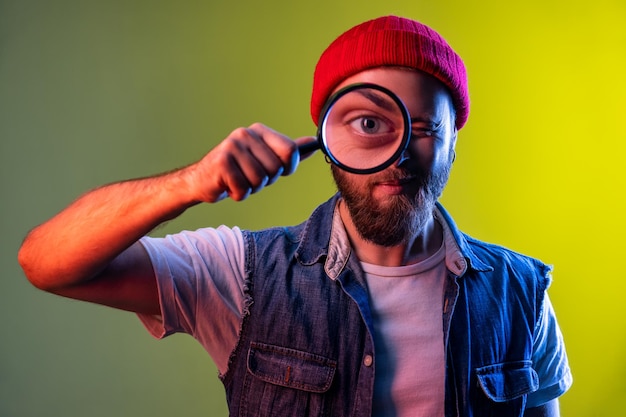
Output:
[330, 67, 457, 264]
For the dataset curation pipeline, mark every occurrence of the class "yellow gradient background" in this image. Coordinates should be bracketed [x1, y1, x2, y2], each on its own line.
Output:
[1, 1, 624, 416]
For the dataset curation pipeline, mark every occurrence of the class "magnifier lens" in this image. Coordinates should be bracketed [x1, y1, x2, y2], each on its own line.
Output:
[320, 84, 409, 174]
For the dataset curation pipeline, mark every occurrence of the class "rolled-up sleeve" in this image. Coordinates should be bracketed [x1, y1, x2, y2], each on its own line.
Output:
[136, 225, 246, 374]
[527, 293, 573, 407]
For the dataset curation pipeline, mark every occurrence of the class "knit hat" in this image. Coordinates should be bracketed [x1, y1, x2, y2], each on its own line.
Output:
[311, 16, 469, 129]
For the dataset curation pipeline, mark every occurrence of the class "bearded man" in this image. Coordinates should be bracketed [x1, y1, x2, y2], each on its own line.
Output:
[18, 15, 571, 417]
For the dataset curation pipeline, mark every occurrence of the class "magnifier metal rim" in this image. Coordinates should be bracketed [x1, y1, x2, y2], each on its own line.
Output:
[316, 82, 411, 175]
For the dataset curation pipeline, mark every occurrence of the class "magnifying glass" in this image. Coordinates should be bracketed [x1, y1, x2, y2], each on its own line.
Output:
[299, 83, 411, 174]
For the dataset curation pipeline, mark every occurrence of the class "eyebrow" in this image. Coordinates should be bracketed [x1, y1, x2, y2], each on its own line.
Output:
[355, 89, 398, 113]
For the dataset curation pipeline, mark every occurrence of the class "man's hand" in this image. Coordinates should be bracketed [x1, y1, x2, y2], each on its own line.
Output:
[185, 123, 315, 203]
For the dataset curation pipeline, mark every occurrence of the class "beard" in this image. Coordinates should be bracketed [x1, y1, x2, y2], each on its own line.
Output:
[332, 155, 452, 247]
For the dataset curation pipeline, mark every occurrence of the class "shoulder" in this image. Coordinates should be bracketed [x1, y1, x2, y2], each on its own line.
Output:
[242, 223, 305, 250]
[461, 233, 553, 292]
[464, 234, 551, 271]
[242, 194, 340, 255]
[141, 225, 244, 259]
[435, 204, 552, 291]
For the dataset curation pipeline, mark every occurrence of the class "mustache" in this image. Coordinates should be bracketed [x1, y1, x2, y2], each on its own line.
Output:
[374, 168, 428, 185]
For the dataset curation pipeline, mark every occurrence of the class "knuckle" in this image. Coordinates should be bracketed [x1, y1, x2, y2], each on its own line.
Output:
[210, 146, 234, 167]
[220, 136, 246, 154]
[248, 122, 266, 131]
[230, 126, 250, 138]
[224, 127, 254, 147]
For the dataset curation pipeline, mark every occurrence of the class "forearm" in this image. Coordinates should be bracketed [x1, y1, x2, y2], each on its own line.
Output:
[18, 166, 198, 290]
[18, 125, 310, 293]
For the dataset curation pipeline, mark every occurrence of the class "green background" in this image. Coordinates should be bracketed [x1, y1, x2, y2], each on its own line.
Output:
[1, 0, 624, 415]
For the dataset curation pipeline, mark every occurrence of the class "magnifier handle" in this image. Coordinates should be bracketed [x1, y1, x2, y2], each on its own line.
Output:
[297, 139, 320, 156]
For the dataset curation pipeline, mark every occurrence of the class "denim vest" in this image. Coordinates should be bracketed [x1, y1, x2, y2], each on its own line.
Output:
[220, 194, 551, 416]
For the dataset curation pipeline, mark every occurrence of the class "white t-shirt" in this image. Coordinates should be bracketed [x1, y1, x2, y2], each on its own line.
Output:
[362, 241, 447, 417]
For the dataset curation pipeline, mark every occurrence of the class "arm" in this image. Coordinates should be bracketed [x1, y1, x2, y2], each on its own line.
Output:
[524, 399, 559, 417]
[18, 123, 313, 315]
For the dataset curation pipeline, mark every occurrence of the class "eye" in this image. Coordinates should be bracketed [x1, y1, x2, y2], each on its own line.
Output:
[411, 119, 446, 139]
[413, 129, 434, 138]
[349, 116, 393, 135]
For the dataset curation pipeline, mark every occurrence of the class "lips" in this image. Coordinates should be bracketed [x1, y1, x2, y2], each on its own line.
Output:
[377, 175, 416, 186]
[372, 176, 419, 197]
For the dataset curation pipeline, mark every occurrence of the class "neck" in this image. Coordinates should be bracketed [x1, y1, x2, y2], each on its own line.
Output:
[338, 200, 443, 267]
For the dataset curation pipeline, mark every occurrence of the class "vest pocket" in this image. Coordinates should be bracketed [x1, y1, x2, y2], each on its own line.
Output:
[476, 360, 539, 402]
[247, 342, 337, 392]
[239, 342, 337, 416]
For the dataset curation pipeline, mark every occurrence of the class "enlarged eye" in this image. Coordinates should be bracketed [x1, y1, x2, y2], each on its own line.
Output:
[349, 116, 393, 135]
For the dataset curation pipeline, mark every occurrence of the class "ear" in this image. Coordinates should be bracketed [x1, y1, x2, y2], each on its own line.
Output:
[449, 127, 458, 163]
[450, 127, 458, 149]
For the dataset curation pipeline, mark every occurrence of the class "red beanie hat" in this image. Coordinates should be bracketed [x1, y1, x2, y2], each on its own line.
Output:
[311, 15, 469, 129]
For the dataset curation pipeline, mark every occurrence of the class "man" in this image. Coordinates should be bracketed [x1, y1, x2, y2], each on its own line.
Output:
[18, 15, 571, 416]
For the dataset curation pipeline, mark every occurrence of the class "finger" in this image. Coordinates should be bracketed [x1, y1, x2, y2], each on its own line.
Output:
[217, 133, 274, 198]
[247, 123, 300, 176]
[227, 127, 292, 191]
[240, 126, 289, 185]
[212, 148, 256, 201]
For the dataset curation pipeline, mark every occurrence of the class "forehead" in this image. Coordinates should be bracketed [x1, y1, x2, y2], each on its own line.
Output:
[334, 67, 454, 120]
